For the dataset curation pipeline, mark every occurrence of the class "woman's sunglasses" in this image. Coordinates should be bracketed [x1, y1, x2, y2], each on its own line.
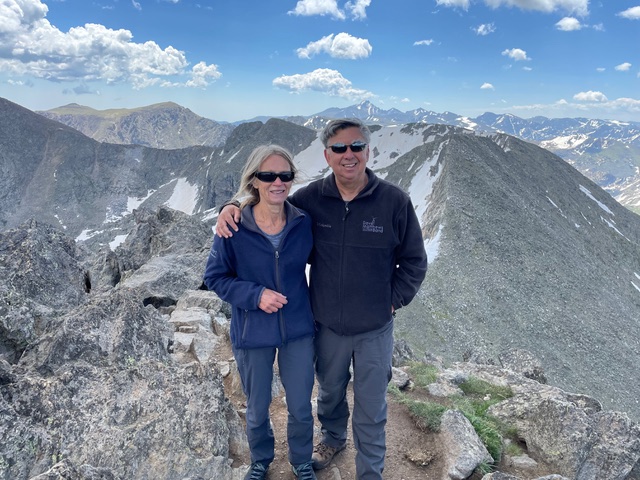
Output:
[327, 141, 367, 154]
[254, 171, 295, 182]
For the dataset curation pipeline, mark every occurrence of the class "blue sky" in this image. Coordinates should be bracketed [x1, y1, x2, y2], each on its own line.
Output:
[0, 0, 639, 122]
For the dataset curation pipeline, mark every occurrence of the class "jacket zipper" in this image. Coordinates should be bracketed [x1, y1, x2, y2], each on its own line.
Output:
[274, 249, 287, 344]
[339, 201, 350, 334]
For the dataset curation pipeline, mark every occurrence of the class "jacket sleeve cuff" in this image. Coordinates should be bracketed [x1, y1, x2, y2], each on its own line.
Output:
[218, 200, 240, 214]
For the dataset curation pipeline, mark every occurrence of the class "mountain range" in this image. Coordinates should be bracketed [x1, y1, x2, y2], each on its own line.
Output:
[38, 101, 233, 149]
[38, 100, 640, 216]
[2, 95, 640, 423]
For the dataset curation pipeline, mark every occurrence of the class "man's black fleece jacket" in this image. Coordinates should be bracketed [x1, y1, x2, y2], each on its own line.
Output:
[289, 168, 428, 336]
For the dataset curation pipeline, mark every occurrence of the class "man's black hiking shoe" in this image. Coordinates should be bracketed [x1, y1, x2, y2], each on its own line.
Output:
[244, 462, 268, 480]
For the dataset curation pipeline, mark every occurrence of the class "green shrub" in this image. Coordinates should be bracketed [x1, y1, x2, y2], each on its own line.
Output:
[459, 377, 512, 401]
[406, 362, 439, 388]
[405, 398, 447, 432]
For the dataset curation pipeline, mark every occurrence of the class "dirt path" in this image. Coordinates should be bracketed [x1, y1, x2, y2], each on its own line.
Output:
[223, 362, 448, 480]
[267, 385, 447, 480]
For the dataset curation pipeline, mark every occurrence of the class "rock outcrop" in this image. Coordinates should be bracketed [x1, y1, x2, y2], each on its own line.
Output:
[1, 209, 247, 480]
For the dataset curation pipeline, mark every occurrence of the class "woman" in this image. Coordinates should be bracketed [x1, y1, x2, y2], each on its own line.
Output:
[203, 145, 316, 480]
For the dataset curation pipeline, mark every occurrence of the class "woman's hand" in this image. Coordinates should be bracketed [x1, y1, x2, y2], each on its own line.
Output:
[259, 289, 288, 313]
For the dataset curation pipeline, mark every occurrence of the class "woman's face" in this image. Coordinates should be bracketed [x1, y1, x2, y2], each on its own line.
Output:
[253, 154, 294, 206]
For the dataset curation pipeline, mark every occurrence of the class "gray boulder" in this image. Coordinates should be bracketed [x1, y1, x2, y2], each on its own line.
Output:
[0, 220, 89, 363]
[440, 409, 493, 479]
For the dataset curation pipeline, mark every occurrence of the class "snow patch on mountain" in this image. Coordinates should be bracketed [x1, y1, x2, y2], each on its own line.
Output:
[579, 185, 614, 215]
[425, 224, 443, 264]
[165, 178, 199, 215]
[369, 125, 431, 170]
[540, 134, 590, 150]
[109, 234, 129, 250]
[293, 137, 330, 181]
[409, 141, 445, 226]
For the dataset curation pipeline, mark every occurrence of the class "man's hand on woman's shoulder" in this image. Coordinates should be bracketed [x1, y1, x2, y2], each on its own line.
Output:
[215, 204, 241, 238]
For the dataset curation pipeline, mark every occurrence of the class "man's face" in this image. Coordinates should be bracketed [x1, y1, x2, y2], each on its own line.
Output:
[323, 126, 369, 185]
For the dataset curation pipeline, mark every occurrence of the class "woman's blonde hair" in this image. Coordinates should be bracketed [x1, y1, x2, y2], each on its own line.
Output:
[232, 144, 297, 209]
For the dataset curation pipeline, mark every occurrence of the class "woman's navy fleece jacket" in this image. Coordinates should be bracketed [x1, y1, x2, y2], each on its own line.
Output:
[203, 201, 315, 349]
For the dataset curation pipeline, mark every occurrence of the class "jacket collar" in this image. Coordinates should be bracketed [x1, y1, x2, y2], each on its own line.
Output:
[240, 200, 305, 234]
[321, 168, 379, 201]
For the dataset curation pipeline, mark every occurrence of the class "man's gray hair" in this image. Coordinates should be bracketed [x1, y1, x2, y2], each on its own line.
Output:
[320, 118, 371, 147]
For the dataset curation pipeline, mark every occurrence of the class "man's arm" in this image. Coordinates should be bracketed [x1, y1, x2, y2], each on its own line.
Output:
[391, 199, 428, 310]
[216, 186, 306, 237]
[215, 204, 242, 238]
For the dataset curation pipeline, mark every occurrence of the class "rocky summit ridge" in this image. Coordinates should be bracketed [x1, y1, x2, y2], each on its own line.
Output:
[1, 208, 639, 479]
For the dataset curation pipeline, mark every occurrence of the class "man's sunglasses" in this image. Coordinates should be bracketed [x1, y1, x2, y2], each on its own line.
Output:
[327, 141, 367, 154]
[254, 171, 295, 182]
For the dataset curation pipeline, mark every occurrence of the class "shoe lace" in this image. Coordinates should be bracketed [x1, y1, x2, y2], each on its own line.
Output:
[293, 461, 316, 480]
[314, 443, 330, 455]
[248, 462, 267, 480]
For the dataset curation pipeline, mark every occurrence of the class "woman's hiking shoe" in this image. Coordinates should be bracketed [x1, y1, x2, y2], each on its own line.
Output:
[311, 442, 346, 470]
[244, 462, 268, 480]
[291, 461, 317, 479]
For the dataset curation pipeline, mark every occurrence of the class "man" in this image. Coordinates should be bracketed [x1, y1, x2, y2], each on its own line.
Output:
[216, 119, 428, 479]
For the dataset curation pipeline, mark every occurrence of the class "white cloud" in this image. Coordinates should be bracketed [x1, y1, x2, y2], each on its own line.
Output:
[573, 90, 608, 102]
[185, 61, 222, 88]
[502, 48, 530, 61]
[272, 68, 374, 101]
[481, 82, 495, 90]
[7, 78, 33, 86]
[511, 96, 640, 118]
[474, 23, 496, 35]
[618, 6, 640, 20]
[555, 17, 582, 31]
[131, 0, 141, 11]
[596, 67, 605, 72]
[437, 0, 588, 15]
[288, 0, 346, 20]
[436, 0, 470, 9]
[296, 33, 372, 60]
[610, 98, 640, 111]
[346, 0, 371, 20]
[0, 0, 220, 89]
[288, 0, 371, 20]
[486, 0, 588, 15]
[63, 83, 100, 95]
[414, 39, 434, 46]
[615, 62, 632, 72]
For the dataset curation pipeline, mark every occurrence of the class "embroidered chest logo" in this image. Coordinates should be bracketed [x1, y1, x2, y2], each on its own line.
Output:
[362, 217, 384, 234]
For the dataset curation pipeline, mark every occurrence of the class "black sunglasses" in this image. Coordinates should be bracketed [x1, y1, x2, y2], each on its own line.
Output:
[254, 171, 295, 182]
[327, 141, 367, 154]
